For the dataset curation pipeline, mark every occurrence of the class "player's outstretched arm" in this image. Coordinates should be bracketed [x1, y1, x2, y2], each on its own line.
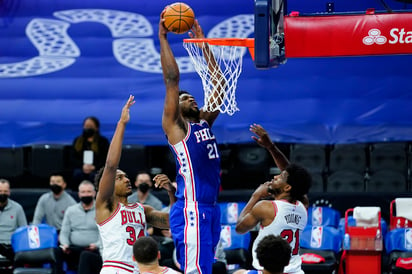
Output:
[190, 20, 224, 127]
[153, 173, 176, 207]
[95, 96, 135, 219]
[159, 10, 186, 145]
[250, 123, 289, 170]
[144, 205, 170, 230]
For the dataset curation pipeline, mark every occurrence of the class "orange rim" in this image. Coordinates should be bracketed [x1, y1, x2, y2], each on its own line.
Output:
[183, 38, 255, 60]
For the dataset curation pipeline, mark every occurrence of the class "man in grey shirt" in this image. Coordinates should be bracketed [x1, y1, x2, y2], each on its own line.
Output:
[128, 171, 164, 236]
[128, 171, 163, 210]
[32, 173, 76, 232]
[0, 179, 27, 262]
[59, 180, 101, 272]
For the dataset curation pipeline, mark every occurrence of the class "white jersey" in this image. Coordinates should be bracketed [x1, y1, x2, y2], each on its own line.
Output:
[140, 267, 181, 274]
[98, 202, 147, 274]
[252, 200, 307, 274]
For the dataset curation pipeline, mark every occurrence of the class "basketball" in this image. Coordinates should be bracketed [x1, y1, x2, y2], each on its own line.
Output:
[163, 2, 195, 34]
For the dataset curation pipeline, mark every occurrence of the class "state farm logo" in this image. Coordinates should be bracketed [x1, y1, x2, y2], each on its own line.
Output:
[363, 28, 412, 45]
[363, 29, 387, 45]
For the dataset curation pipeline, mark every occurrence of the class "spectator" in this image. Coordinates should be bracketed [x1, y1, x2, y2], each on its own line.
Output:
[59, 180, 101, 272]
[233, 235, 291, 274]
[128, 171, 163, 210]
[129, 171, 165, 236]
[70, 116, 109, 190]
[132, 236, 180, 274]
[32, 173, 76, 232]
[0, 179, 27, 263]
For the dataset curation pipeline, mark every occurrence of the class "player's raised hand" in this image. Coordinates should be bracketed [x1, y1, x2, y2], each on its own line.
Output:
[153, 173, 176, 193]
[253, 181, 273, 199]
[159, 8, 169, 36]
[119, 95, 135, 124]
[188, 19, 204, 39]
[250, 123, 273, 149]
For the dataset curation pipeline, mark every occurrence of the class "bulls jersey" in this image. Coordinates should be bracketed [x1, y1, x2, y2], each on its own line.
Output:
[252, 200, 307, 274]
[169, 120, 221, 204]
[98, 202, 146, 273]
[140, 267, 181, 274]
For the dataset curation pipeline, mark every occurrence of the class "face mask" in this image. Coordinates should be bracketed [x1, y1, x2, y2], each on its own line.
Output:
[50, 184, 63, 194]
[82, 128, 96, 138]
[138, 183, 150, 194]
[80, 196, 94, 205]
[0, 194, 8, 203]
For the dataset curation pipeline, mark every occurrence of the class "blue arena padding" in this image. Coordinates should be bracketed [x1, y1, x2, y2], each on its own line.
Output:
[11, 224, 58, 253]
[11, 224, 58, 274]
[385, 228, 412, 254]
[218, 202, 247, 225]
[219, 224, 251, 269]
[300, 225, 342, 254]
[308, 206, 341, 228]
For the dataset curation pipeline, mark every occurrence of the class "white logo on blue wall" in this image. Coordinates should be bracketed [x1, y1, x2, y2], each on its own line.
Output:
[0, 10, 254, 78]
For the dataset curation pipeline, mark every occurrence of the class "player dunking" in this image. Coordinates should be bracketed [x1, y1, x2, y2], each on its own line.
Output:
[95, 95, 176, 274]
[235, 124, 311, 274]
[159, 9, 226, 274]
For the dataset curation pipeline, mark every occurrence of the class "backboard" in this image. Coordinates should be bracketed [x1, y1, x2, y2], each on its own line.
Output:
[254, 0, 287, 69]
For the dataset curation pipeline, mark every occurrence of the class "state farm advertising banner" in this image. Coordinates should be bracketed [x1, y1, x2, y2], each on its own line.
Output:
[284, 12, 412, 57]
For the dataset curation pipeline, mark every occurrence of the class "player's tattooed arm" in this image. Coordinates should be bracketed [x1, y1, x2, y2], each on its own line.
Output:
[144, 205, 170, 229]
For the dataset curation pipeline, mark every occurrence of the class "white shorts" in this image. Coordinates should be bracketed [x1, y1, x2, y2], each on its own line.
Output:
[100, 261, 139, 274]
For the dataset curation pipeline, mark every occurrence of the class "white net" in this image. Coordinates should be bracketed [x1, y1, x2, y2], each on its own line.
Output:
[183, 41, 248, 116]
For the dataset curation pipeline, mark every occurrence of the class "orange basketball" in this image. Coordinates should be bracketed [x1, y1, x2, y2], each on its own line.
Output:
[163, 2, 195, 34]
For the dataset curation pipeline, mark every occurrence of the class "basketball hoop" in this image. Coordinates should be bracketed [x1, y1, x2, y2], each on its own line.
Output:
[183, 38, 254, 116]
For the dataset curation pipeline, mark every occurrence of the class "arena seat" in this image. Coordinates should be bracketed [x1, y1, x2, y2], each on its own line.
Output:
[224, 144, 271, 189]
[146, 145, 176, 179]
[219, 224, 251, 270]
[329, 144, 368, 175]
[326, 170, 365, 192]
[300, 225, 342, 274]
[11, 224, 58, 274]
[118, 144, 147, 181]
[385, 228, 412, 274]
[309, 172, 324, 192]
[307, 206, 341, 228]
[368, 170, 407, 192]
[369, 142, 408, 174]
[218, 201, 246, 225]
[218, 201, 252, 270]
[289, 144, 327, 174]
[29, 144, 68, 183]
[0, 147, 25, 179]
[0, 256, 13, 274]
